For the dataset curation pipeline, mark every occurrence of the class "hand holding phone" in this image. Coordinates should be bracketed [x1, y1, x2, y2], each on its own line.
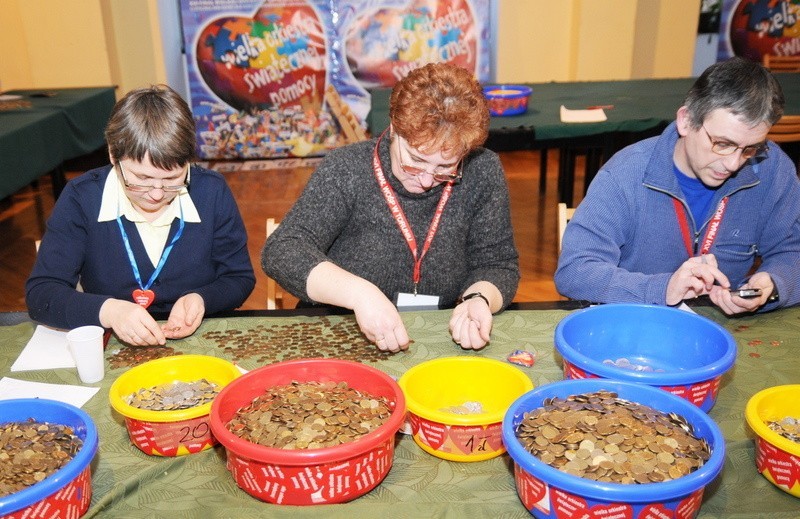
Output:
[730, 288, 762, 299]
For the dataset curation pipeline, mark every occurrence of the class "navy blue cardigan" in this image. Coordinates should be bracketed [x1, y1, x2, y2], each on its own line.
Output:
[26, 165, 255, 329]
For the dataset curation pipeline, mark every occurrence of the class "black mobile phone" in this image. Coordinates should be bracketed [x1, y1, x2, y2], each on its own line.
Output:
[730, 288, 762, 299]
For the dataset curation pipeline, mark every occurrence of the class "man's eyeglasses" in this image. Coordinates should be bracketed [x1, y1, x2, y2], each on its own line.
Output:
[396, 137, 463, 183]
[702, 125, 767, 160]
[118, 162, 190, 193]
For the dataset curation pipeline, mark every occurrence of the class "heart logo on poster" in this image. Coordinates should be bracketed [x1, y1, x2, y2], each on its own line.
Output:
[195, 2, 327, 111]
[345, 0, 477, 87]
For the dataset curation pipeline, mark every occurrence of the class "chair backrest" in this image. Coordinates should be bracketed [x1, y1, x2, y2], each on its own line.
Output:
[763, 54, 800, 72]
[557, 203, 576, 252]
[768, 114, 800, 143]
[265, 218, 282, 310]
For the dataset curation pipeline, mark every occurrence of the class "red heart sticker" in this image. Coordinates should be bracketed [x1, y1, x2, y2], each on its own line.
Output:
[637, 503, 672, 519]
[756, 438, 800, 489]
[515, 467, 548, 511]
[413, 417, 447, 451]
[133, 289, 155, 308]
[675, 489, 704, 519]
[446, 423, 503, 455]
[551, 488, 633, 519]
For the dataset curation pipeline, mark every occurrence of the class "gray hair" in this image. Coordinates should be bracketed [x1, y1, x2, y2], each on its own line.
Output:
[683, 57, 784, 129]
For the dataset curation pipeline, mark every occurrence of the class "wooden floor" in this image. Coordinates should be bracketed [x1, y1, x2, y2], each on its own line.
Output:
[0, 149, 588, 313]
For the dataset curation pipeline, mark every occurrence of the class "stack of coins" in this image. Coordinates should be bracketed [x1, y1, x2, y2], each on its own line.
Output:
[204, 317, 395, 364]
[227, 380, 392, 449]
[767, 416, 800, 443]
[0, 420, 83, 497]
[108, 346, 180, 369]
[126, 379, 219, 411]
[515, 390, 711, 483]
[441, 401, 484, 414]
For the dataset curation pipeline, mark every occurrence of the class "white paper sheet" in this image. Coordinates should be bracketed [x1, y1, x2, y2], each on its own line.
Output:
[11, 325, 76, 372]
[560, 105, 608, 123]
[0, 378, 100, 407]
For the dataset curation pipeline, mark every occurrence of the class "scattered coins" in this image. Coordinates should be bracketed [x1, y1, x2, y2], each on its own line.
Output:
[603, 358, 665, 372]
[766, 416, 800, 443]
[227, 380, 392, 449]
[441, 401, 484, 414]
[204, 317, 399, 364]
[515, 390, 711, 484]
[107, 346, 181, 369]
[0, 420, 83, 497]
[127, 379, 220, 411]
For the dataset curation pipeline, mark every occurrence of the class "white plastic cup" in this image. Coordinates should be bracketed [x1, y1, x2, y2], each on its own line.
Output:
[66, 325, 105, 384]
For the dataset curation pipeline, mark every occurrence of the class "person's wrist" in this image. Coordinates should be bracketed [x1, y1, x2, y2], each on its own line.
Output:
[457, 292, 490, 308]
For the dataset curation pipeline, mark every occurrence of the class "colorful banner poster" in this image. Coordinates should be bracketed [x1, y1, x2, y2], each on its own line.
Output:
[180, 0, 491, 159]
[718, 0, 800, 61]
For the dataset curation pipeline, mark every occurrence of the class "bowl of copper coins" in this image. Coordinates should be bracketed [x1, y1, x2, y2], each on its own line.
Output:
[746, 384, 800, 497]
[502, 379, 725, 518]
[398, 356, 534, 462]
[555, 304, 736, 411]
[109, 354, 240, 456]
[0, 398, 98, 518]
[209, 358, 406, 505]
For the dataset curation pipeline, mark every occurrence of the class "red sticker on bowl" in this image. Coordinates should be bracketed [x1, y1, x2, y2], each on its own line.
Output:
[756, 437, 800, 489]
[410, 414, 447, 450]
[447, 423, 503, 455]
[675, 489, 704, 519]
[551, 488, 633, 519]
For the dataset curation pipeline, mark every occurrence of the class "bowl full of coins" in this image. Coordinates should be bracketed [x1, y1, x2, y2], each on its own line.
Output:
[109, 354, 240, 456]
[555, 304, 736, 411]
[209, 358, 406, 505]
[502, 379, 725, 519]
[483, 85, 532, 116]
[0, 399, 98, 519]
[745, 384, 800, 497]
[397, 356, 534, 462]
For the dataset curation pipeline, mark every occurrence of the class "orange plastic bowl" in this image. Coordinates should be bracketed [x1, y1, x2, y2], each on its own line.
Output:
[209, 358, 406, 505]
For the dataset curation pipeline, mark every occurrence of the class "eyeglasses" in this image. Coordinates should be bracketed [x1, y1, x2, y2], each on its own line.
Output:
[701, 126, 767, 160]
[118, 162, 190, 193]
[396, 137, 463, 183]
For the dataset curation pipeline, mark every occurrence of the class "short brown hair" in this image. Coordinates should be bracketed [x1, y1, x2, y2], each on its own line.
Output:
[105, 84, 196, 169]
[389, 63, 489, 157]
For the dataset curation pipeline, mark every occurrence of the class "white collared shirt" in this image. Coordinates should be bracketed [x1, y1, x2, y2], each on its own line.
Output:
[97, 167, 201, 267]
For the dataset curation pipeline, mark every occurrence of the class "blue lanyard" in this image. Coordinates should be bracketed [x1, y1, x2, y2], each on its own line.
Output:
[116, 202, 185, 291]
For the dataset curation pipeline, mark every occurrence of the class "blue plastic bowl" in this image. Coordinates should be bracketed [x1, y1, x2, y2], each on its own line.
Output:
[555, 304, 736, 411]
[483, 85, 532, 116]
[0, 399, 98, 517]
[502, 379, 725, 519]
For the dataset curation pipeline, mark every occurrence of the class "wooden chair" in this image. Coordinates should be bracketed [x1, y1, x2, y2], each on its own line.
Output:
[265, 218, 283, 310]
[763, 54, 800, 72]
[557, 203, 576, 252]
[768, 114, 800, 172]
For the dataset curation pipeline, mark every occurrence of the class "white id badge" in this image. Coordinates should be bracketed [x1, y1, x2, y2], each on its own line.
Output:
[396, 292, 440, 310]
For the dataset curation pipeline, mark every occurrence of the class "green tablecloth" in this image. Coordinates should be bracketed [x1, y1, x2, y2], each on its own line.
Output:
[366, 74, 800, 143]
[0, 87, 116, 200]
[0, 307, 798, 518]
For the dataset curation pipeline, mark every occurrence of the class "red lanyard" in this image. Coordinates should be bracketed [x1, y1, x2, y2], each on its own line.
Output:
[672, 196, 729, 257]
[372, 131, 454, 293]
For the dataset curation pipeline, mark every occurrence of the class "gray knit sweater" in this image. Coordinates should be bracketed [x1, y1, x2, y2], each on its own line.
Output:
[261, 136, 520, 309]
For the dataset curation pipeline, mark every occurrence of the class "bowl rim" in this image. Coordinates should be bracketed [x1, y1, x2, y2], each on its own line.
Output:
[482, 84, 533, 97]
[554, 304, 737, 385]
[745, 384, 800, 456]
[108, 354, 241, 422]
[209, 358, 406, 465]
[502, 379, 726, 502]
[0, 398, 99, 514]
[398, 356, 534, 425]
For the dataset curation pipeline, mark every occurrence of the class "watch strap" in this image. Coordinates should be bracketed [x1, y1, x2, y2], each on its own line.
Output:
[457, 292, 490, 308]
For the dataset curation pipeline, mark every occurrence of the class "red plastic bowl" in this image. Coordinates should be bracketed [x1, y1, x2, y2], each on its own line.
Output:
[209, 358, 406, 505]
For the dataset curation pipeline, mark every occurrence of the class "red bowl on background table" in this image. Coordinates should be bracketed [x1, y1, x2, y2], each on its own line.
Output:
[209, 358, 406, 505]
[483, 85, 532, 116]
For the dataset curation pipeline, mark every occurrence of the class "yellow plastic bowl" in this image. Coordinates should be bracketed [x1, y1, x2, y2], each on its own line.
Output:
[109, 354, 241, 456]
[398, 357, 534, 462]
[745, 384, 800, 497]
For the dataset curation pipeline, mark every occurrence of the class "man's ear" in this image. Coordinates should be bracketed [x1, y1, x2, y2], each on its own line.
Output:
[675, 106, 692, 137]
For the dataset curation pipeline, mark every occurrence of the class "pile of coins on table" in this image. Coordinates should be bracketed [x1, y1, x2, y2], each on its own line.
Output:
[126, 379, 220, 411]
[515, 390, 711, 484]
[602, 358, 665, 372]
[766, 416, 800, 443]
[226, 380, 392, 449]
[0, 420, 83, 497]
[108, 345, 181, 369]
[204, 317, 392, 364]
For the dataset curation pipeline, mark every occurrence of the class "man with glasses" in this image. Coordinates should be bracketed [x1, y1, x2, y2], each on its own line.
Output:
[263, 63, 520, 352]
[27, 85, 255, 345]
[556, 57, 800, 313]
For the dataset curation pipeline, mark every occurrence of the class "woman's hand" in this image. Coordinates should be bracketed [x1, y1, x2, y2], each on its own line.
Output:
[99, 298, 166, 346]
[163, 293, 205, 339]
[449, 296, 492, 350]
[352, 287, 410, 353]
